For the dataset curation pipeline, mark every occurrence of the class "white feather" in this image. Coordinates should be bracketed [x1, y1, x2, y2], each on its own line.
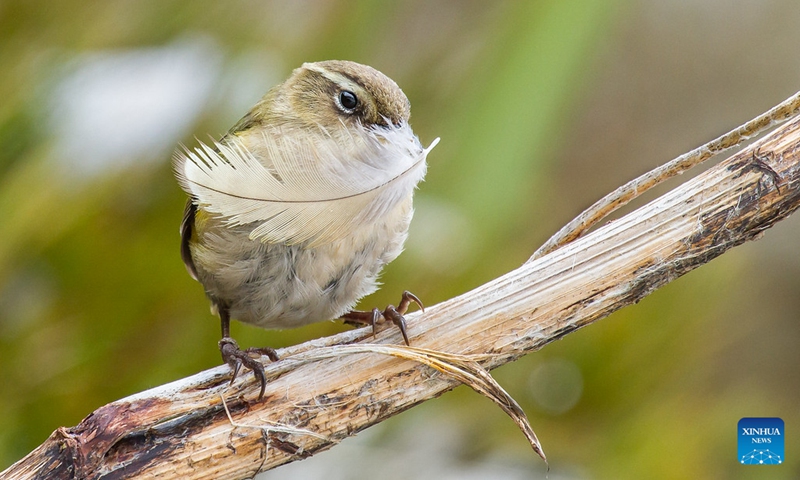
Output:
[174, 122, 438, 246]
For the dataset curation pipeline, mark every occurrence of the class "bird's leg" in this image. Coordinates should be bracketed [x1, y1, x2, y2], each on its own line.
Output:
[218, 304, 278, 401]
[341, 291, 424, 346]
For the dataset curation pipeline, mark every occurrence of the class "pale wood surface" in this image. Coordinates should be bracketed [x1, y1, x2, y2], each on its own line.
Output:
[4, 113, 800, 480]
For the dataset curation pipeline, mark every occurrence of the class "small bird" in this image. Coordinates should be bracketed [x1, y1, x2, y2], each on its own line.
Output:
[174, 60, 438, 399]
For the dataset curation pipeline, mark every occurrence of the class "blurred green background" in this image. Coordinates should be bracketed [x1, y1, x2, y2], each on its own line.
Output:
[1, 1, 799, 478]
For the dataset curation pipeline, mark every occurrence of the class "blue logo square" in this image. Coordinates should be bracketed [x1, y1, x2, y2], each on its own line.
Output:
[738, 417, 784, 465]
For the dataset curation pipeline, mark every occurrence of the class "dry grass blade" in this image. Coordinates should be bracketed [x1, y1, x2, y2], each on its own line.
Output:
[282, 344, 547, 463]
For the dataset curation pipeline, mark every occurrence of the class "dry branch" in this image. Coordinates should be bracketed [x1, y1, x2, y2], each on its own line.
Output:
[4, 109, 800, 480]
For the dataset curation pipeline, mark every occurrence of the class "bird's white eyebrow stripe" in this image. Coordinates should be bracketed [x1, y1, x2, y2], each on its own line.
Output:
[305, 64, 360, 90]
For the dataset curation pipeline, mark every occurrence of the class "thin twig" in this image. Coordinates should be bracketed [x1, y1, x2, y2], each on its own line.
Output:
[530, 89, 800, 260]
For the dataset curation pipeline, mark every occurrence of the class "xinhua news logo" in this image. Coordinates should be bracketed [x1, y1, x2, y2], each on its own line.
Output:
[738, 417, 784, 465]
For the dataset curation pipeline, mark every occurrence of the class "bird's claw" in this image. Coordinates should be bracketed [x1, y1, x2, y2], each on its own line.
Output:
[342, 290, 424, 346]
[219, 337, 278, 401]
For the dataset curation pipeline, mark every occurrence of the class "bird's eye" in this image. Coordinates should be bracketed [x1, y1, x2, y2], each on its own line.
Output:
[338, 90, 358, 112]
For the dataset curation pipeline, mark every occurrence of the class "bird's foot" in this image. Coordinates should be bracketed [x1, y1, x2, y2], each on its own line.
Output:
[219, 337, 279, 400]
[342, 290, 424, 346]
